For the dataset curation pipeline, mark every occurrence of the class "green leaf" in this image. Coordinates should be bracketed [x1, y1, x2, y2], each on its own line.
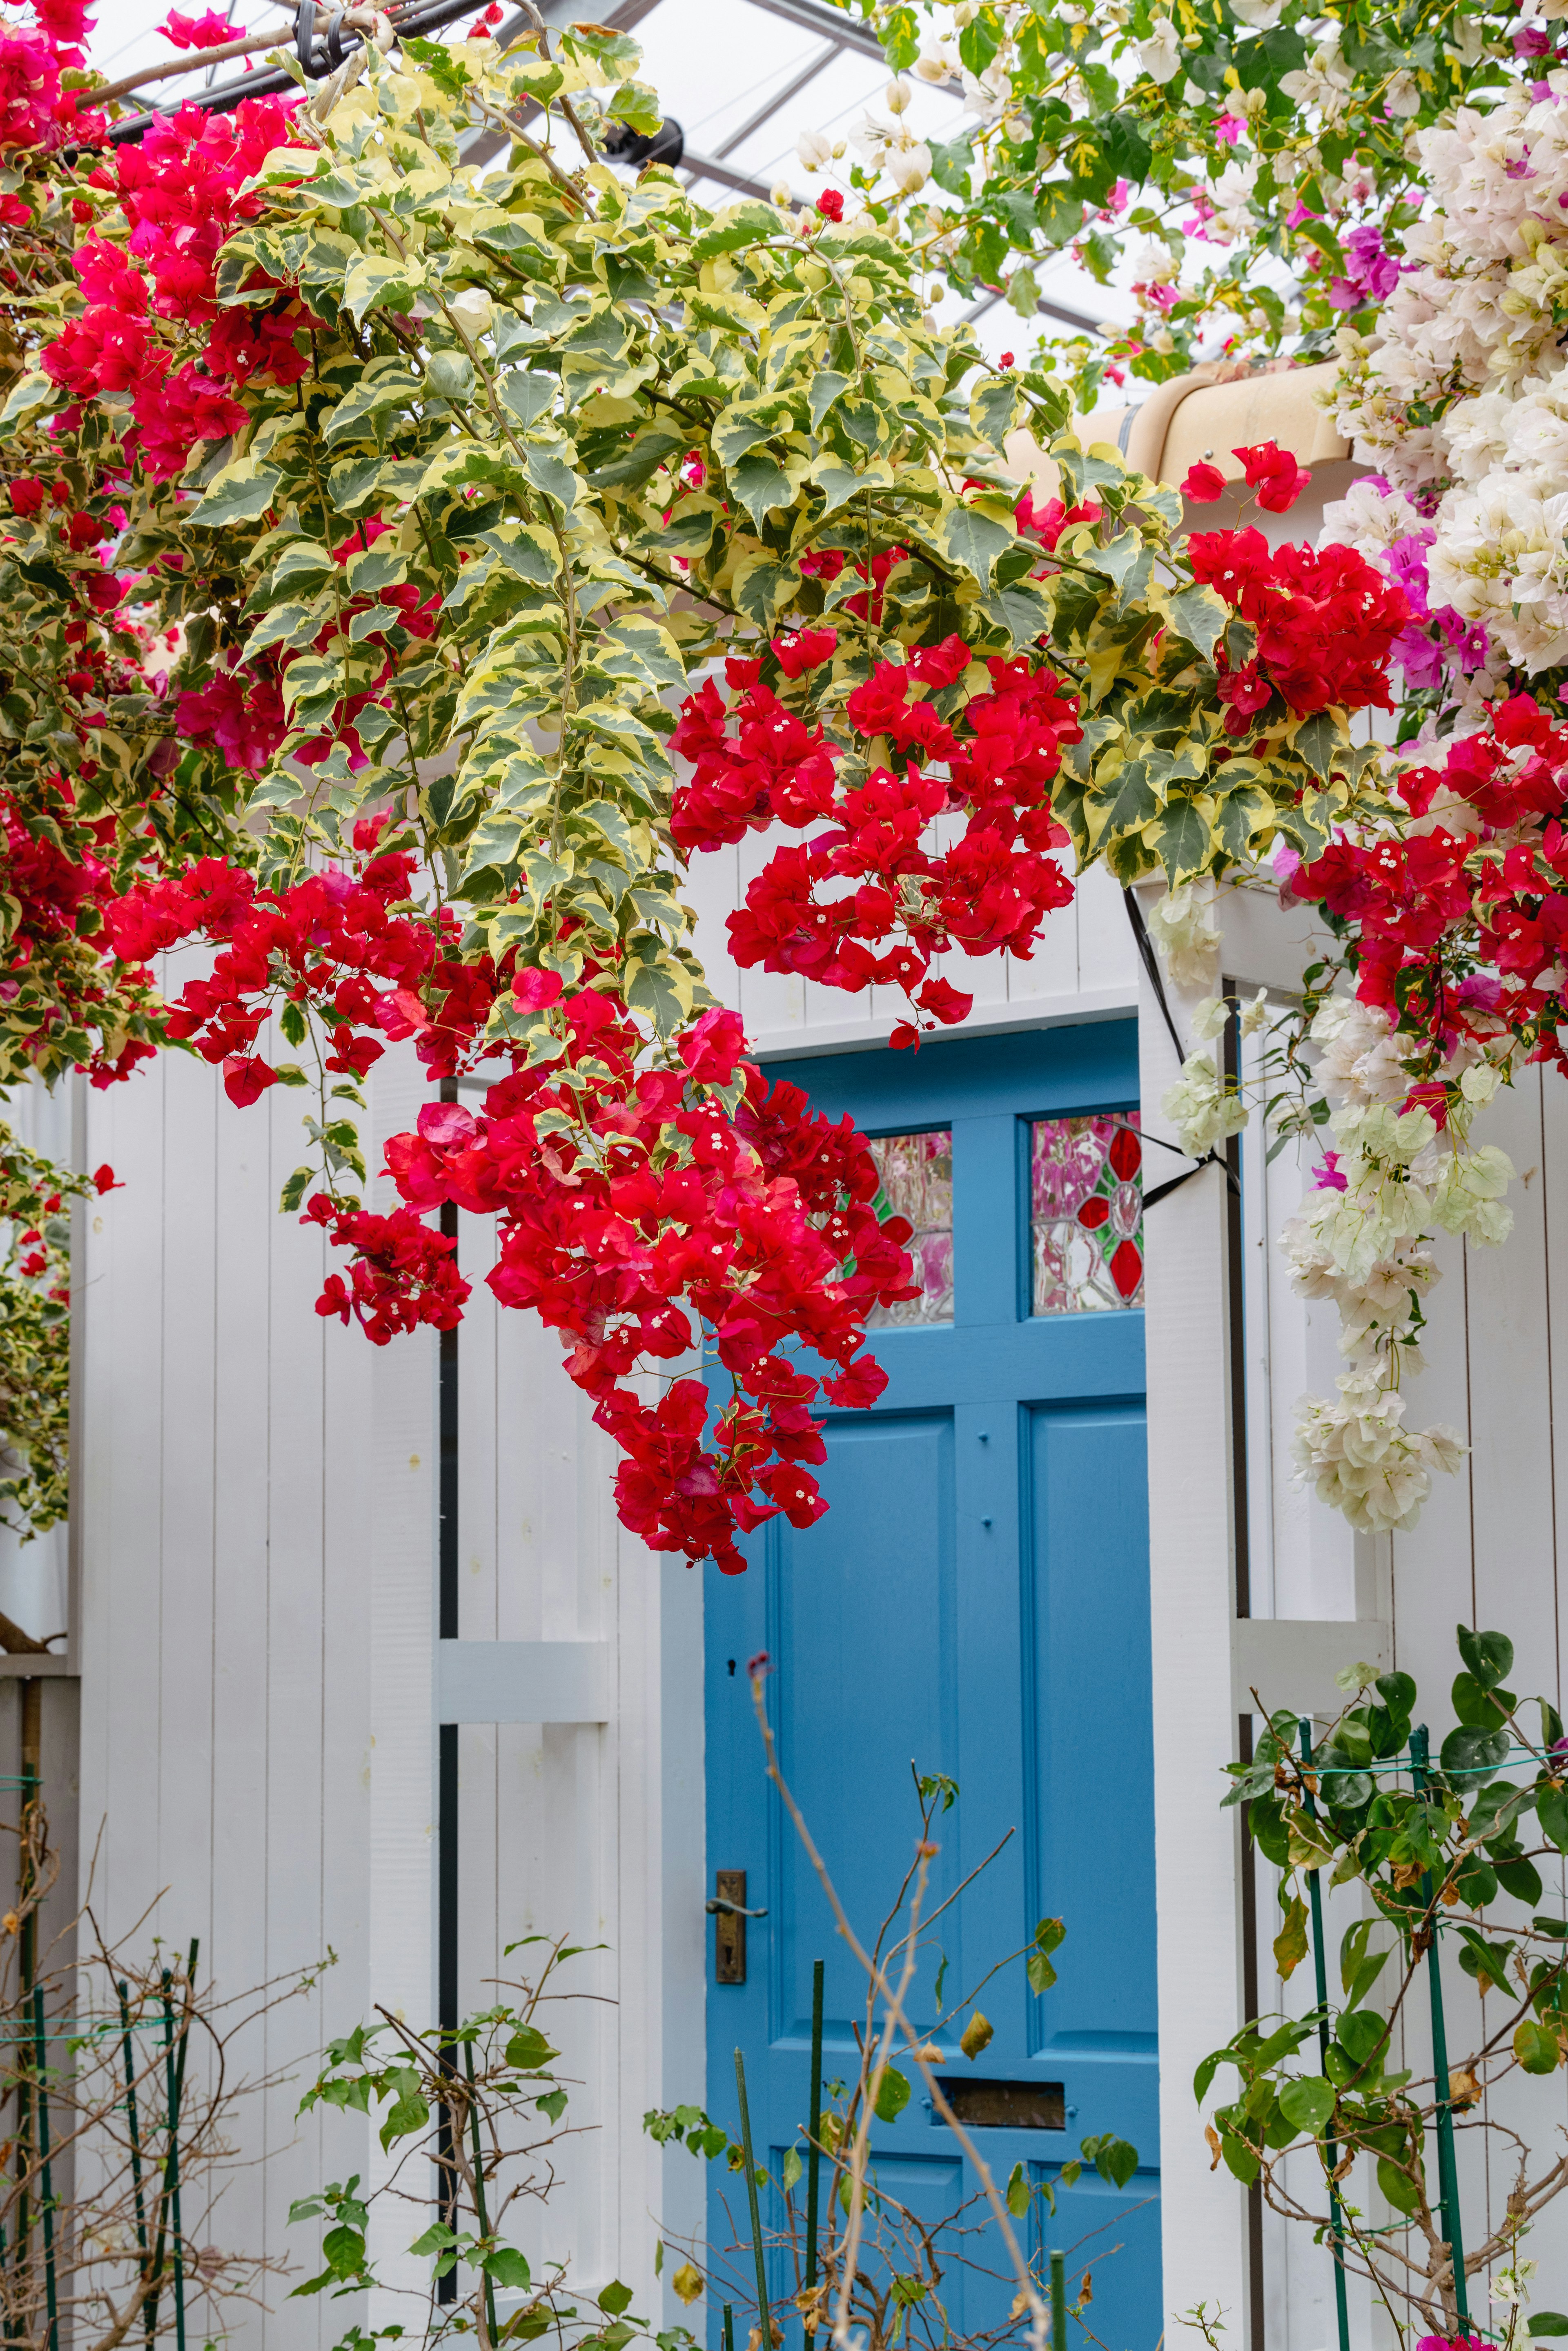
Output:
[1539, 1784, 1568, 1852]
[523, 445, 581, 510]
[728, 451, 798, 533]
[1529, 2316, 1568, 2337]
[599, 2280, 634, 2315]
[939, 503, 1013, 593]
[1005, 2160, 1030, 2217]
[1441, 1724, 1509, 1779]
[343, 254, 424, 325]
[1166, 584, 1227, 664]
[503, 2025, 558, 2072]
[1376, 2153, 1422, 2215]
[1273, 1894, 1308, 1981]
[690, 201, 783, 264]
[1083, 2132, 1138, 2189]
[1457, 1625, 1514, 1689]
[874, 2066, 911, 2123]
[1515, 2018, 1561, 2075]
[1276, 2076, 1334, 2135]
[782, 2144, 802, 2191]
[537, 2086, 568, 2121]
[187, 459, 281, 528]
[409, 2222, 457, 2258]
[1150, 797, 1212, 886]
[1292, 710, 1342, 781]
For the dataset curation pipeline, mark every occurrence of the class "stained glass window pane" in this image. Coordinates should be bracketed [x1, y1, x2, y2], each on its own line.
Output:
[1031, 1114, 1144, 1315]
[867, 1130, 954, 1328]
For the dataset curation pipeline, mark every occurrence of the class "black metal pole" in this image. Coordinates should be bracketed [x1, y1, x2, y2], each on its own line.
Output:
[804, 1959, 824, 2325]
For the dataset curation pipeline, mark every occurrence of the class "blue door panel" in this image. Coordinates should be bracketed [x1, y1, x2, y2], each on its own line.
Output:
[773, 1411, 958, 2044]
[704, 1023, 1158, 2349]
[1027, 1403, 1157, 2057]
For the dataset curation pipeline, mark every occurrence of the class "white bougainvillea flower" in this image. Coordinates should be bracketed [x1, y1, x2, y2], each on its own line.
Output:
[1135, 17, 1182, 82]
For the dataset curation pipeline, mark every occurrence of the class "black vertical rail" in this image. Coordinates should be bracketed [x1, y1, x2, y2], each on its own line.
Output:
[1223, 990, 1266, 2351]
[117, 1981, 152, 2335]
[734, 2051, 771, 2351]
[1410, 1726, 1470, 2328]
[14, 1765, 38, 2339]
[437, 1077, 461, 2303]
[29, 1986, 56, 2351]
[804, 1959, 824, 2328]
[1297, 1722, 1351, 2351]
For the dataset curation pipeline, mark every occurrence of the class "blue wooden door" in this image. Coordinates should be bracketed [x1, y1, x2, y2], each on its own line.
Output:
[704, 1022, 1160, 2349]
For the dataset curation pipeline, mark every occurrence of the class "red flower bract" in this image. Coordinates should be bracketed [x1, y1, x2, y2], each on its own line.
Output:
[1189, 527, 1409, 729]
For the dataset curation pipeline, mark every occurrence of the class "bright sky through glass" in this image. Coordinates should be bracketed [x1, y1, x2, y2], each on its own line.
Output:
[84, 0, 1149, 354]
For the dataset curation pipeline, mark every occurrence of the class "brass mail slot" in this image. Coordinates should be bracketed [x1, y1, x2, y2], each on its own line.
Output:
[937, 2078, 1066, 2131]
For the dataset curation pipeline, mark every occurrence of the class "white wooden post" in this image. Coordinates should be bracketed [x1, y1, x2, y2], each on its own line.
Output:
[1136, 887, 1253, 2340]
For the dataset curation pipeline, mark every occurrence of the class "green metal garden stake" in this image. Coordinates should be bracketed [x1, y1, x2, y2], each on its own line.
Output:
[116, 1981, 151, 2323]
[1410, 1725, 1470, 2329]
[804, 1958, 824, 2324]
[1049, 2248, 1066, 2349]
[463, 2039, 501, 2347]
[723, 2302, 735, 2351]
[1298, 1720, 1352, 2351]
[29, 1985, 56, 2351]
[734, 2050, 772, 2351]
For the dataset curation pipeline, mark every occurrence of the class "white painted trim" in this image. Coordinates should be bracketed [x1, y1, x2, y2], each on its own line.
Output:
[746, 985, 1138, 1062]
[1137, 883, 1252, 2341]
[1231, 1618, 1391, 1721]
[437, 1639, 610, 1723]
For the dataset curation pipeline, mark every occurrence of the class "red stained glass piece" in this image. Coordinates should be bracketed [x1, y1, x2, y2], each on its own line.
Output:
[1109, 1125, 1142, 1180]
[1109, 1238, 1143, 1299]
[1076, 1195, 1111, 1229]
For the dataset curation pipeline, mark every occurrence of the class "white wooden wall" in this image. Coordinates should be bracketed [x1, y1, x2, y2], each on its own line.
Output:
[71, 1031, 704, 2344]
[1145, 874, 1568, 2351]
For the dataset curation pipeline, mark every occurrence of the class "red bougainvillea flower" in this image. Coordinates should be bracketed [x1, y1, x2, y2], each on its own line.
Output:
[155, 8, 238, 47]
[1181, 461, 1226, 502]
[1188, 528, 1408, 731]
[1234, 440, 1311, 514]
[816, 188, 844, 221]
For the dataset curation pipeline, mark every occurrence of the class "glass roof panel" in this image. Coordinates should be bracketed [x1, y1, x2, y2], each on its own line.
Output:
[82, 0, 1145, 357]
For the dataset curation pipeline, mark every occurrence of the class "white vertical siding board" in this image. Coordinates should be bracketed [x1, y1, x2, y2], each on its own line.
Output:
[1069, 864, 1138, 999]
[1466, 1073, 1557, 1664]
[1138, 888, 1251, 2338]
[363, 1046, 437, 2315]
[207, 1074, 282, 2327]
[261, 1083, 334, 2313]
[90, 1060, 169, 1937]
[459, 1217, 501, 1644]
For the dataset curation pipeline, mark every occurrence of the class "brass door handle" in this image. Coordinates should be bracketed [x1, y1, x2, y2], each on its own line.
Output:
[706, 1896, 768, 1918]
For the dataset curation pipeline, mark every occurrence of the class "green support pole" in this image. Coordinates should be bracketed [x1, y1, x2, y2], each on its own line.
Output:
[804, 1958, 824, 2326]
[734, 2050, 771, 2351]
[723, 2303, 735, 2351]
[1049, 2248, 1066, 2349]
[13, 1768, 36, 2335]
[29, 1986, 56, 2351]
[116, 1982, 152, 2342]
[1298, 1721, 1352, 2351]
[463, 2040, 501, 2348]
[155, 1971, 188, 2351]
[1411, 1725, 1470, 2329]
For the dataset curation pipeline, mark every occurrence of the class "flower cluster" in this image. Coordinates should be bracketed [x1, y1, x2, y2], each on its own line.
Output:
[1187, 527, 1409, 733]
[43, 96, 312, 479]
[376, 1002, 916, 1574]
[672, 632, 1080, 1043]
